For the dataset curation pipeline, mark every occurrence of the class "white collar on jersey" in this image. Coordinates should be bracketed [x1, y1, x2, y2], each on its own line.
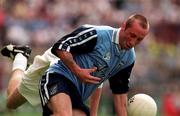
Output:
[112, 28, 123, 51]
[114, 28, 121, 45]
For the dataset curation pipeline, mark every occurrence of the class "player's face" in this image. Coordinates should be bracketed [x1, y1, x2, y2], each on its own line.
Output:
[119, 20, 149, 50]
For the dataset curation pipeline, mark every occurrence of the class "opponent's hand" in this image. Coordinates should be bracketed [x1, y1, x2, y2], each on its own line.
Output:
[75, 67, 101, 84]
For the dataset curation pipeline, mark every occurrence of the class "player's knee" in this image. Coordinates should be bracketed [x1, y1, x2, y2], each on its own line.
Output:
[6, 90, 26, 110]
[6, 97, 20, 110]
[6, 101, 17, 110]
[52, 112, 70, 116]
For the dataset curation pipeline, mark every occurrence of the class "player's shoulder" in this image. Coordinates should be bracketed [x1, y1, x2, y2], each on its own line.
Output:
[82, 24, 115, 30]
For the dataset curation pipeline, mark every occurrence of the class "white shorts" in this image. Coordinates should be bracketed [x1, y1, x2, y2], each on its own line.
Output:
[18, 48, 59, 106]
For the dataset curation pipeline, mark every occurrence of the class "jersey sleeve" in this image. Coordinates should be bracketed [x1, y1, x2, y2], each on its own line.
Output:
[108, 62, 134, 94]
[51, 25, 97, 56]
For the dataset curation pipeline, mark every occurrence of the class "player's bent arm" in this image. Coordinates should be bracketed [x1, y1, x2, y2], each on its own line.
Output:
[113, 93, 128, 116]
[55, 50, 100, 84]
[89, 84, 103, 116]
[51, 25, 101, 84]
[109, 62, 134, 116]
[56, 50, 81, 74]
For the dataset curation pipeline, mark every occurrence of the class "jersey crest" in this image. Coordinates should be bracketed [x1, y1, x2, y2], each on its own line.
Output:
[103, 52, 111, 61]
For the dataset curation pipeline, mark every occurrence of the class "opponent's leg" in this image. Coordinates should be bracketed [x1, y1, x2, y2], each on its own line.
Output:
[1, 44, 31, 109]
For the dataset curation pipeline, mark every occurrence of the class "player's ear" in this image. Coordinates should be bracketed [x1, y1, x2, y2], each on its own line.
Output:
[121, 22, 126, 31]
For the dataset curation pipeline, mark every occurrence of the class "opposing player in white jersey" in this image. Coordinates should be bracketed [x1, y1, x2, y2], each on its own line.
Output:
[1, 44, 102, 116]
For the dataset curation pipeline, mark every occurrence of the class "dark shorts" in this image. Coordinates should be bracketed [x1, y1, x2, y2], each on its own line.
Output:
[39, 72, 90, 116]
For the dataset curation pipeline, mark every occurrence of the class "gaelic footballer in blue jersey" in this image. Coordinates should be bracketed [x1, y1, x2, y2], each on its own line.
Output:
[39, 14, 150, 116]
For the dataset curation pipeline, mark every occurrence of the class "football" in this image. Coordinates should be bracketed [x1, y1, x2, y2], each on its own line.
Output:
[127, 93, 157, 116]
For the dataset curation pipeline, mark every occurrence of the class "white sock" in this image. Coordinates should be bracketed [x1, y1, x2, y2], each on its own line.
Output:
[12, 53, 27, 71]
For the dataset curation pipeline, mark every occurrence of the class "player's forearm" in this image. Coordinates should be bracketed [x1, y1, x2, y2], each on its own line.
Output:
[113, 93, 128, 116]
[55, 50, 100, 84]
[56, 50, 81, 74]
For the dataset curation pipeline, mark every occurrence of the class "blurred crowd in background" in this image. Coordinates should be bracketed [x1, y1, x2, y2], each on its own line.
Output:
[0, 0, 180, 116]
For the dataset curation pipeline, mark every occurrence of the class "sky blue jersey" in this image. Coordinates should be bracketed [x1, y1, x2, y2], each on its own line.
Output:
[49, 24, 135, 101]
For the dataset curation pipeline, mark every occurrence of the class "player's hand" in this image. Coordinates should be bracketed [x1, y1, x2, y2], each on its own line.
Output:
[75, 67, 101, 84]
